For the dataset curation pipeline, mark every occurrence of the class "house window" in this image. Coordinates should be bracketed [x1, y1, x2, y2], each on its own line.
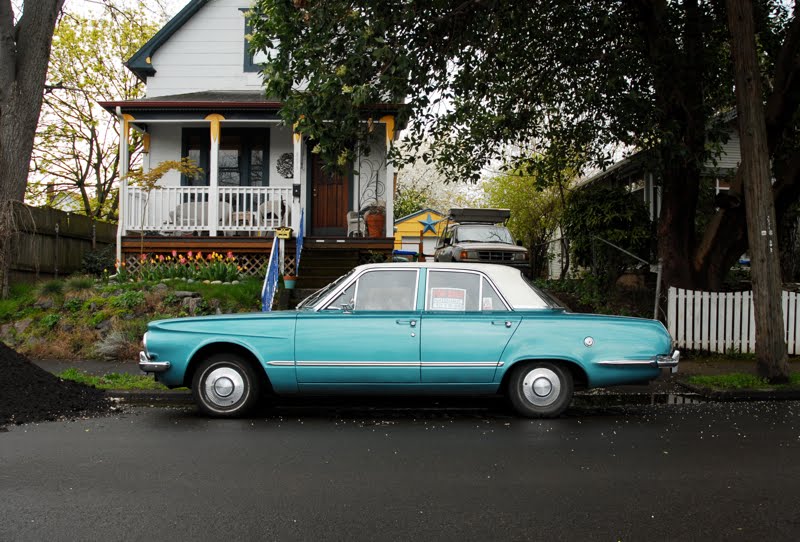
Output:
[241, 8, 267, 73]
[181, 128, 269, 187]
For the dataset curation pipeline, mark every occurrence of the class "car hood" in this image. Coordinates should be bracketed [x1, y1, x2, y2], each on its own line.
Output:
[454, 242, 526, 252]
[148, 310, 296, 332]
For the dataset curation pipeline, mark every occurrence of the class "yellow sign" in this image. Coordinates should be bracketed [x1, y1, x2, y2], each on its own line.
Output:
[275, 227, 293, 239]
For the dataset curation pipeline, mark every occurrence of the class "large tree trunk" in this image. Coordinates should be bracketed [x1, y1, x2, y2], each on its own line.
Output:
[0, 1, 64, 296]
[727, 0, 789, 382]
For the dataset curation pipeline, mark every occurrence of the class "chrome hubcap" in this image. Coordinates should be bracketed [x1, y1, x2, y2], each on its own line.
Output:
[203, 367, 245, 407]
[521, 367, 561, 407]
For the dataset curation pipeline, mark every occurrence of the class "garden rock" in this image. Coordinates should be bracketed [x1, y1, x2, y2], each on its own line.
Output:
[14, 318, 33, 335]
[154, 283, 169, 292]
[181, 297, 202, 314]
[34, 299, 54, 310]
[174, 291, 200, 299]
[95, 320, 112, 332]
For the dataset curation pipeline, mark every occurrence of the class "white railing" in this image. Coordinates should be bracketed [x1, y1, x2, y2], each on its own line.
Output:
[123, 186, 294, 235]
[667, 287, 800, 354]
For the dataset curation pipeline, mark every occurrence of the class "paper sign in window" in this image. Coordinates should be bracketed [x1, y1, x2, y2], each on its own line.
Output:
[430, 287, 467, 311]
[482, 297, 493, 310]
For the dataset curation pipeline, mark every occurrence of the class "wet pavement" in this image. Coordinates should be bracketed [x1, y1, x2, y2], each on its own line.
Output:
[1, 400, 799, 540]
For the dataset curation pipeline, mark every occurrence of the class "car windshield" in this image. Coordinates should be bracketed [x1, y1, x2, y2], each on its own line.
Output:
[295, 269, 355, 310]
[455, 225, 514, 244]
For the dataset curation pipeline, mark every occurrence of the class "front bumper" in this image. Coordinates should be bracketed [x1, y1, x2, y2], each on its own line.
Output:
[597, 350, 681, 374]
[138, 351, 171, 373]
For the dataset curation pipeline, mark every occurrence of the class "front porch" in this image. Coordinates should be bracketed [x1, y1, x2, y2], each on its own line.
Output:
[121, 235, 394, 284]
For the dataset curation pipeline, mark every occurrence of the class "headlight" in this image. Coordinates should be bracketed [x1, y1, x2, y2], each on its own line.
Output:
[460, 250, 478, 260]
[513, 252, 528, 261]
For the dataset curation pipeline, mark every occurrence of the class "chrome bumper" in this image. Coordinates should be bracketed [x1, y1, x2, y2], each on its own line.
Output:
[138, 351, 171, 373]
[597, 350, 680, 373]
[655, 350, 681, 373]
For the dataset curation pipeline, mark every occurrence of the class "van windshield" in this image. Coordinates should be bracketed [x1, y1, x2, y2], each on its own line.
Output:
[455, 225, 514, 244]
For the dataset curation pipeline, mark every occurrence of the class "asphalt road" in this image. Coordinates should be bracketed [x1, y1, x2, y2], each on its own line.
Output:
[1, 399, 799, 541]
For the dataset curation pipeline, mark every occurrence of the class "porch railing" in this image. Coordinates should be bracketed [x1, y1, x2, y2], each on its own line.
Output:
[123, 185, 294, 235]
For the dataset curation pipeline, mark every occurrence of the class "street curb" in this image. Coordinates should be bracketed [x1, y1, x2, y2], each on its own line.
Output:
[106, 389, 194, 405]
[676, 381, 800, 401]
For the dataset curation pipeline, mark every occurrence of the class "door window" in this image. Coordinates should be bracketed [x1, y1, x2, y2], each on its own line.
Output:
[426, 271, 508, 312]
[325, 270, 417, 311]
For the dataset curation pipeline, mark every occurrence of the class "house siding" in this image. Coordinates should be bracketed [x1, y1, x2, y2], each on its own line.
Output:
[147, 124, 183, 186]
[709, 132, 741, 173]
[146, 0, 268, 96]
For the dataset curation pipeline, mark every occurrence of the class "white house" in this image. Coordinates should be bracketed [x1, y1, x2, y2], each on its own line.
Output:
[100, 0, 399, 272]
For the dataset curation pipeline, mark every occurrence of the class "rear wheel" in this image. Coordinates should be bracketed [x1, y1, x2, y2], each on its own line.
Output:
[507, 362, 573, 418]
[192, 353, 261, 417]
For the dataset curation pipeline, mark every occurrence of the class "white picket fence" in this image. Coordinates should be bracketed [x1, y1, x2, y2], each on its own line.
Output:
[667, 287, 800, 354]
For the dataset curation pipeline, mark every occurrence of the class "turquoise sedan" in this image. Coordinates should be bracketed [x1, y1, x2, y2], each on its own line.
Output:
[139, 263, 679, 418]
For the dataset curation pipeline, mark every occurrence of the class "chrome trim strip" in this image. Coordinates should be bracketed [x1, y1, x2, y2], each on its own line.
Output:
[596, 360, 654, 366]
[296, 361, 421, 367]
[420, 362, 501, 367]
[294, 361, 504, 368]
[266, 360, 294, 366]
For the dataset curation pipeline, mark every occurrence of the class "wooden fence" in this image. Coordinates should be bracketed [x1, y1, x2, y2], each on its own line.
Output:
[10, 202, 117, 281]
[667, 287, 800, 354]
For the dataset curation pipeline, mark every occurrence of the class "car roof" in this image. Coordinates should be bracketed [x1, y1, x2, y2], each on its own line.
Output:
[352, 262, 551, 309]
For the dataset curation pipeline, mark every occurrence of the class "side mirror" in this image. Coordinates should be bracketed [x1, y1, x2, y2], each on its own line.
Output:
[341, 302, 354, 313]
[516, 240, 523, 247]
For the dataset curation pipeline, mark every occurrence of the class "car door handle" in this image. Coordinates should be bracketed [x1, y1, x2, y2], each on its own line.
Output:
[492, 321, 513, 328]
[396, 319, 417, 327]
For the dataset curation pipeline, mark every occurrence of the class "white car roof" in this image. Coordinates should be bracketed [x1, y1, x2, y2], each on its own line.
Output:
[354, 262, 552, 310]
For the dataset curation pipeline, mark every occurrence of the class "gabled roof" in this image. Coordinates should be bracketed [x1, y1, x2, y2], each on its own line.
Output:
[394, 208, 444, 224]
[126, 0, 211, 82]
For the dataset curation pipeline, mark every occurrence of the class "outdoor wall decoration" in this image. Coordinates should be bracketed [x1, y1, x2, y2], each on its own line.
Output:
[276, 152, 294, 178]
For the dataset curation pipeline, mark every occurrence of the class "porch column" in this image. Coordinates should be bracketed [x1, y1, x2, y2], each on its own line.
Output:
[292, 126, 303, 234]
[206, 114, 224, 236]
[115, 109, 133, 262]
[381, 115, 396, 237]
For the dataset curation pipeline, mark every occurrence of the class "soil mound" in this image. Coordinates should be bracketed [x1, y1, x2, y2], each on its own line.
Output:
[0, 342, 109, 428]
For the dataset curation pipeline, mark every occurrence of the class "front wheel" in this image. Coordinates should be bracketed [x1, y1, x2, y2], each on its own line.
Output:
[192, 353, 261, 417]
[507, 362, 573, 418]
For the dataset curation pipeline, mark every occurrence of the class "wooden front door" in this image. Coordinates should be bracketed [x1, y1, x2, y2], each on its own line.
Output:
[310, 155, 349, 236]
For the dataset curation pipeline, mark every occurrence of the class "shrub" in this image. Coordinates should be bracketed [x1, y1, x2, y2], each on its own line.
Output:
[82, 244, 116, 277]
[110, 291, 145, 310]
[40, 313, 61, 330]
[66, 275, 95, 292]
[39, 280, 64, 297]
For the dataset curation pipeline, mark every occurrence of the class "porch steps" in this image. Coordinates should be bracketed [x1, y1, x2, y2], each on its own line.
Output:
[296, 247, 360, 289]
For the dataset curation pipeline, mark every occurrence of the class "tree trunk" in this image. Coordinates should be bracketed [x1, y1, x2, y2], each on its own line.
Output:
[727, 0, 789, 382]
[0, 0, 64, 297]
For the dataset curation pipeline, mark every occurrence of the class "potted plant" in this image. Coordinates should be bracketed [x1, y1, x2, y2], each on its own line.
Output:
[363, 199, 386, 238]
[283, 274, 297, 289]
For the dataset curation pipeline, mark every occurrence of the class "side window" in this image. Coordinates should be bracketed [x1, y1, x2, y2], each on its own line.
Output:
[326, 283, 356, 310]
[480, 277, 509, 312]
[353, 270, 418, 311]
[426, 271, 480, 312]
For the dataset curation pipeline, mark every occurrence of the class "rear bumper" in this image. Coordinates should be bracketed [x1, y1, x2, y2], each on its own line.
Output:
[138, 351, 171, 373]
[597, 350, 681, 374]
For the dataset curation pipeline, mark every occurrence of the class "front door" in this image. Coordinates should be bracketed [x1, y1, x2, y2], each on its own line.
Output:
[310, 155, 349, 236]
[294, 269, 421, 385]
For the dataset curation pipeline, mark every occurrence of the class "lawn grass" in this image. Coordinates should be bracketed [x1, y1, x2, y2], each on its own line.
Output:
[686, 372, 800, 390]
[57, 368, 171, 391]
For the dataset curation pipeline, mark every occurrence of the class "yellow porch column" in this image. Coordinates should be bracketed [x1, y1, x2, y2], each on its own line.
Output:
[380, 115, 396, 238]
[206, 114, 224, 236]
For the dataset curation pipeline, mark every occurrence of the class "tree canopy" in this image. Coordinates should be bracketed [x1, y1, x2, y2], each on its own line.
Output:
[29, 2, 159, 221]
[249, 0, 800, 291]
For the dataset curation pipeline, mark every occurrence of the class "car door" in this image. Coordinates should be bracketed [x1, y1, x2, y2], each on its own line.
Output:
[420, 270, 521, 383]
[295, 268, 421, 385]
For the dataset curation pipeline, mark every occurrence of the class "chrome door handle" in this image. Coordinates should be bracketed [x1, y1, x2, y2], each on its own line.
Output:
[396, 319, 417, 327]
[492, 321, 513, 328]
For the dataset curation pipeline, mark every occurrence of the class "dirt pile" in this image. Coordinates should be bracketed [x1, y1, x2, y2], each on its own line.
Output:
[0, 342, 109, 428]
